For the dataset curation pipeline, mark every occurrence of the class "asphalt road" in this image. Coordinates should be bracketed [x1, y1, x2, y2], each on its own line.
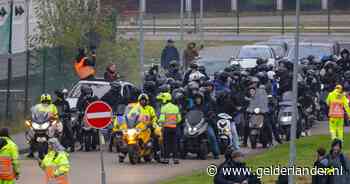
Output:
[15, 122, 344, 184]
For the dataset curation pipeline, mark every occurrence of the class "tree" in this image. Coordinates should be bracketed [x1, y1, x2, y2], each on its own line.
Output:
[32, 0, 139, 82]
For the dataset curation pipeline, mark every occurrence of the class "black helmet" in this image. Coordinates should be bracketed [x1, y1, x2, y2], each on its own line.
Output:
[190, 63, 199, 70]
[159, 84, 171, 93]
[219, 71, 230, 82]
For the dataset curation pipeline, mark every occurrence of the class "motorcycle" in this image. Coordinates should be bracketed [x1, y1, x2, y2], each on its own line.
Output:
[278, 91, 301, 141]
[122, 122, 153, 164]
[247, 108, 266, 149]
[25, 111, 61, 159]
[180, 110, 209, 160]
[216, 113, 233, 153]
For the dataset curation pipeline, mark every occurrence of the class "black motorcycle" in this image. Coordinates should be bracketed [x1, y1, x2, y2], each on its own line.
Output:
[180, 110, 209, 160]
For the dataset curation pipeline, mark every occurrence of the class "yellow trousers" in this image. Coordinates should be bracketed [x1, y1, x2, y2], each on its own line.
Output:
[329, 117, 344, 141]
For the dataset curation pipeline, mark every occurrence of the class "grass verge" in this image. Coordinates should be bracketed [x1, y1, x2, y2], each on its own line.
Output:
[159, 134, 350, 184]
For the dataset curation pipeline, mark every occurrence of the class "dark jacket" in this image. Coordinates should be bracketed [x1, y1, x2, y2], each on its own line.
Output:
[337, 49, 350, 71]
[101, 89, 126, 112]
[312, 157, 332, 184]
[77, 95, 99, 113]
[53, 99, 71, 120]
[214, 160, 261, 184]
[161, 46, 180, 69]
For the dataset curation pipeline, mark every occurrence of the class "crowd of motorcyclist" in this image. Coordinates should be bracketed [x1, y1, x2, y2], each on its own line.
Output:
[11, 41, 350, 184]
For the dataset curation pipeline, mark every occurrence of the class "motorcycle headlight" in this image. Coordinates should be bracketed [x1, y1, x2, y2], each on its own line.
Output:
[193, 127, 198, 131]
[254, 108, 261, 114]
[41, 122, 50, 130]
[25, 120, 31, 127]
[224, 128, 230, 133]
[281, 116, 292, 122]
[188, 127, 193, 132]
[127, 129, 137, 136]
[32, 123, 40, 130]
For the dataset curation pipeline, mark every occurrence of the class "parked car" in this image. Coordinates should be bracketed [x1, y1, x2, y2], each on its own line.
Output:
[66, 79, 139, 109]
[230, 45, 278, 69]
[255, 41, 288, 58]
[285, 42, 337, 62]
[196, 46, 233, 78]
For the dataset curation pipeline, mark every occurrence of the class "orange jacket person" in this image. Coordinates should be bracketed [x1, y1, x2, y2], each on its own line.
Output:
[74, 48, 96, 80]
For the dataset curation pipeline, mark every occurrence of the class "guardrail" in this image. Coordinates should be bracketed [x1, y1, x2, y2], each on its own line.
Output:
[118, 25, 350, 32]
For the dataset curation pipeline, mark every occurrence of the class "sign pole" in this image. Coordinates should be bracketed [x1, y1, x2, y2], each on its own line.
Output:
[84, 101, 113, 184]
[100, 130, 106, 184]
[289, 0, 300, 183]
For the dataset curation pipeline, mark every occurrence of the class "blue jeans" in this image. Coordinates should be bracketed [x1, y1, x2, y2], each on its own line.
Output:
[207, 125, 220, 157]
[230, 120, 240, 150]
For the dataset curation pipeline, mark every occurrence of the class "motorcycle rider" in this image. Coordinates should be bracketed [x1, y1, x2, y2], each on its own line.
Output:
[191, 92, 220, 159]
[28, 94, 59, 158]
[33, 94, 59, 120]
[157, 93, 182, 164]
[165, 60, 183, 81]
[101, 81, 126, 112]
[144, 64, 161, 87]
[214, 146, 261, 184]
[76, 86, 99, 151]
[326, 85, 350, 141]
[0, 137, 20, 184]
[53, 90, 74, 152]
[39, 138, 70, 184]
[336, 49, 350, 72]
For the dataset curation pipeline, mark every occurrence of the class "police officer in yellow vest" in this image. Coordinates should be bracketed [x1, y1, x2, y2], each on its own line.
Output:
[40, 138, 70, 184]
[33, 94, 59, 120]
[326, 85, 350, 141]
[0, 136, 19, 184]
[157, 92, 181, 164]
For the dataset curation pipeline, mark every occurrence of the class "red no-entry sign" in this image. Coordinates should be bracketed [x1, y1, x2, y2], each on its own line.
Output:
[85, 101, 113, 129]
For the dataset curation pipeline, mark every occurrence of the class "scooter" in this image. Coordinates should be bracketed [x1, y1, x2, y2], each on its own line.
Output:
[180, 110, 209, 160]
[216, 113, 233, 153]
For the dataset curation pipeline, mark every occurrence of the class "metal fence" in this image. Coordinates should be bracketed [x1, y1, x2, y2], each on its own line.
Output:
[0, 48, 77, 122]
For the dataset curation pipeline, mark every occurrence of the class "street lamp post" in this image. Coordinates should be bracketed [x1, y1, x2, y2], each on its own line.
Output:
[199, 0, 203, 45]
[180, 0, 184, 70]
[139, 0, 145, 89]
[289, 0, 300, 183]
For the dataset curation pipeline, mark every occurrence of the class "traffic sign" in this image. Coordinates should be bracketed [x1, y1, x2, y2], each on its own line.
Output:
[85, 101, 113, 129]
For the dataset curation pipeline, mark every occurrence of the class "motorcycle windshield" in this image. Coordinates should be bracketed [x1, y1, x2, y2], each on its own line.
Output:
[247, 88, 269, 113]
[186, 110, 204, 126]
[31, 110, 50, 124]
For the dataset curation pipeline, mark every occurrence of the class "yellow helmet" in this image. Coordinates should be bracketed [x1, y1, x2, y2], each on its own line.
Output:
[156, 92, 172, 104]
[40, 94, 52, 104]
[335, 85, 343, 91]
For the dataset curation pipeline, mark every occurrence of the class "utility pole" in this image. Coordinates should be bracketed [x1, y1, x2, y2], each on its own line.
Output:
[24, 0, 30, 116]
[6, 0, 14, 120]
[289, 0, 300, 183]
[180, 0, 184, 70]
[139, 0, 145, 89]
[199, 0, 204, 46]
